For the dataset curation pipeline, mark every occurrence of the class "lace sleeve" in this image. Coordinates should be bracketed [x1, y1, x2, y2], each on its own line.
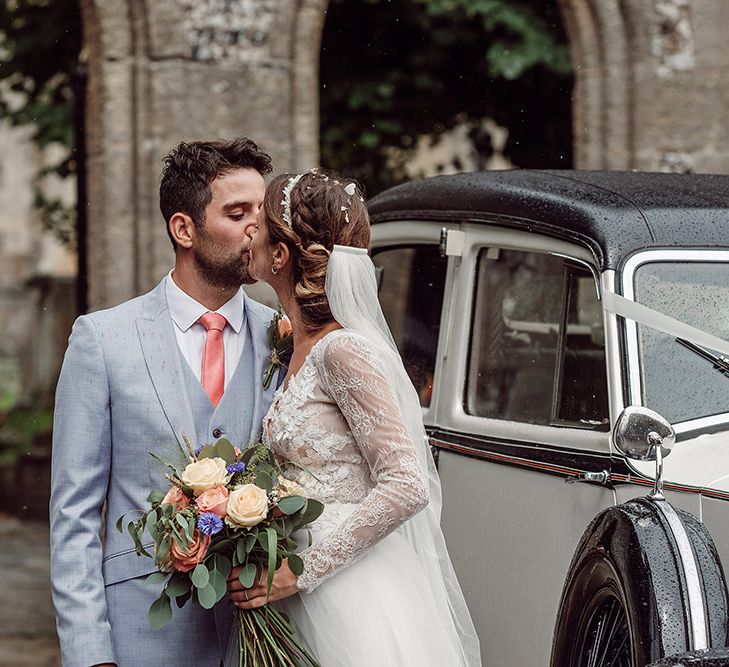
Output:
[296, 333, 429, 593]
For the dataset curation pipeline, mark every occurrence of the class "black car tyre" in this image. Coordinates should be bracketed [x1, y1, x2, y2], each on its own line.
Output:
[551, 498, 728, 667]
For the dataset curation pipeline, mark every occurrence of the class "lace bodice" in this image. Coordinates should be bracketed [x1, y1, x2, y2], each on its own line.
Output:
[263, 329, 429, 593]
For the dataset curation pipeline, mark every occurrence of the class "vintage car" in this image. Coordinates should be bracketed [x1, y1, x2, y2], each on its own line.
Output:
[366, 171, 729, 667]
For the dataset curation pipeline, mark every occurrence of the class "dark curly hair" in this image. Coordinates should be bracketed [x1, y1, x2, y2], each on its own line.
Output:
[262, 170, 370, 333]
[159, 137, 272, 249]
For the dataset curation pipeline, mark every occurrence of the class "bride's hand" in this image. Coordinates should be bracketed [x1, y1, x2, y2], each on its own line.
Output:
[227, 559, 299, 609]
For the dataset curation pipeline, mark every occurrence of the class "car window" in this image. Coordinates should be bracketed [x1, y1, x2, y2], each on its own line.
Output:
[372, 244, 447, 407]
[633, 260, 729, 424]
[465, 248, 609, 428]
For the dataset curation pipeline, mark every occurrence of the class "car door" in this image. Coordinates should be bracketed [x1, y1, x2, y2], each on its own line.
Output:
[425, 223, 615, 667]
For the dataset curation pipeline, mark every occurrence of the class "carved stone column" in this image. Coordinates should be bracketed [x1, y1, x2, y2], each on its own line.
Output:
[79, 0, 329, 310]
[558, 0, 729, 174]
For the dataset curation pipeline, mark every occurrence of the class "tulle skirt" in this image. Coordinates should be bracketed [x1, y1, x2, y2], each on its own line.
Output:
[275, 526, 466, 667]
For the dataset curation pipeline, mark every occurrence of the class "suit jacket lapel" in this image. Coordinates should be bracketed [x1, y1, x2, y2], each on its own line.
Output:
[136, 280, 197, 460]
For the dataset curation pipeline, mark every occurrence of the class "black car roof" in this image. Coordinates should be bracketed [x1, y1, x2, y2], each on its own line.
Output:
[367, 170, 729, 270]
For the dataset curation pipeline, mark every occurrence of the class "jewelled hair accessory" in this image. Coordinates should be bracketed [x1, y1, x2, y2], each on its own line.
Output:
[281, 174, 304, 228]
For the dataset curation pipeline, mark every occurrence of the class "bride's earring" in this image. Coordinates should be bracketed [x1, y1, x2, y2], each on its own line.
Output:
[271, 264, 279, 275]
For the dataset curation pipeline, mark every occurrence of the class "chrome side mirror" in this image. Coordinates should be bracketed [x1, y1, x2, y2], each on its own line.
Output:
[612, 406, 675, 500]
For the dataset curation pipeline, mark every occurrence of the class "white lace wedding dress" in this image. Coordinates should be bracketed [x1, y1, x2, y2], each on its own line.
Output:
[264, 328, 471, 666]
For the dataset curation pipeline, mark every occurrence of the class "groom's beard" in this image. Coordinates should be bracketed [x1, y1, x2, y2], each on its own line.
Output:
[192, 243, 249, 289]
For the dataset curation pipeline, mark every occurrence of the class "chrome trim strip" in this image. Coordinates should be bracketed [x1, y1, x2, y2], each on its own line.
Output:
[601, 270, 625, 425]
[621, 249, 729, 421]
[652, 500, 708, 650]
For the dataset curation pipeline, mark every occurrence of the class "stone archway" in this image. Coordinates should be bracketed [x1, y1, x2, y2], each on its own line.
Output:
[78, 0, 328, 310]
[558, 0, 729, 173]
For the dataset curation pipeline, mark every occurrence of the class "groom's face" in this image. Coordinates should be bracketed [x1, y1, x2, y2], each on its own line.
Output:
[192, 167, 265, 287]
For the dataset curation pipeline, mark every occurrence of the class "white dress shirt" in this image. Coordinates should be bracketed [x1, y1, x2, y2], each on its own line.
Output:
[165, 271, 246, 388]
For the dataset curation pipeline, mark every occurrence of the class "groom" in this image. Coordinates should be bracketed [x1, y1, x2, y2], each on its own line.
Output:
[50, 137, 278, 666]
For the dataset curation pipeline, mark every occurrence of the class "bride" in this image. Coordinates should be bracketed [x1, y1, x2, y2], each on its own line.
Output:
[227, 170, 481, 666]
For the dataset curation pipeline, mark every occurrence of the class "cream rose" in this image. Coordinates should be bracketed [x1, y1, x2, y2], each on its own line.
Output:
[181, 457, 229, 496]
[226, 484, 269, 528]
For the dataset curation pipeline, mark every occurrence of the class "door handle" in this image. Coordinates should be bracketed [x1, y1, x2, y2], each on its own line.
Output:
[564, 470, 611, 486]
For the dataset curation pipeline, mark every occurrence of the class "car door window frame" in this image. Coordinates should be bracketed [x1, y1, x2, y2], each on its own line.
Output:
[370, 220, 459, 426]
[437, 222, 613, 454]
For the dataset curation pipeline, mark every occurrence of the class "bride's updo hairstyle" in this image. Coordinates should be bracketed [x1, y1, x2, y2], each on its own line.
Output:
[262, 170, 370, 333]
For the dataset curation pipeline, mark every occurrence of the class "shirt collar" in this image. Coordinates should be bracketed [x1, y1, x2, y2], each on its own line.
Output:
[165, 271, 245, 334]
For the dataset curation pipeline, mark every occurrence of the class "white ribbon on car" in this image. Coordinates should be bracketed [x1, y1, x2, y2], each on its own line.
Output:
[602, 291, 729, 358]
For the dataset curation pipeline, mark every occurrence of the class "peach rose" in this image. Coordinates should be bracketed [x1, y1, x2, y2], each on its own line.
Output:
[225, 484, 269, 528]
[169, 529, 211, 573]
[161, 485, 190, 510]
[181, 457, 229, 496]
[234, 447, 242, 457]
[277, 316, 293, 338]
[196, 485, 229, 517]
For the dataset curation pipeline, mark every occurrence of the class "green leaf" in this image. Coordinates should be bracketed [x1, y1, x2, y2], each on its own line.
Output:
[300, 499, 325, 525]
[175, 588, 192, 608]
[214, 438, 237, 464]
[255, 469, 273, 492]
[208, 567, 228, 602]
[165, 572, 191, 598]
[216, 554, 232, 580]
[144, 571, 168, 586]
[197, 444, 216, 459]
[191, 563, 209, 589]
[147, 490, 165, 505]
[115, 514, 125, 533]
[287, 554, 304, 577]
[235, 539, 247, 565]
[197, 582, 218, 609]
[238, 563, 257, 589]
[266, 527, 277, 595]
[156, 535, 171, 564]
[277, 495, 306, 515]
[245, 533, 257, 554]
[148, 591, 172, 630]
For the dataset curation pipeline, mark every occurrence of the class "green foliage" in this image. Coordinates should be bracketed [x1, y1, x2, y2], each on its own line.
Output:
[320, 0, 573, 195]
[0, 0, 82, 246]
[0, 404, 54, 466]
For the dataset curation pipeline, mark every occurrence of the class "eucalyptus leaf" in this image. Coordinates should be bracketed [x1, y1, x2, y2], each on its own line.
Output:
[277, 495, 306, 515]
[300, 499, 325, 525]
[197, 582, 218, 609]
[238, 563, 257, 589]
[147, 490, 165, 505]
[156, 535, 171, 563]
[175, 588, 192, 608]
[144, 571, 168, 586]
[216, 554, 232, 579]
[214, 438, 237, 464]
[148, 591, 172, 630]
[191, 563, 209, 589]
[255, 469, 273, 492]
[236, 539, 247, 565]
[245, 533, 257, 554]
[208, 567, 227, 601]
[165, 572, 191, 598]
[197, 444, 216, 460]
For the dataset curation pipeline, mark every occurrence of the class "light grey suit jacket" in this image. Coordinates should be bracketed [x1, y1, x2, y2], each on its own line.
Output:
[49, 278, 278, 666]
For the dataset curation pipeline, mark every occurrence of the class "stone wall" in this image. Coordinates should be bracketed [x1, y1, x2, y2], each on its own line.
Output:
[79, 0, 327, 310]
[559, 0, 729, 173]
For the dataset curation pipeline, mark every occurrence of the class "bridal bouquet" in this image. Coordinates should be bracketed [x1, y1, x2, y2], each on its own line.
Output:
[118, 437, 323, 666]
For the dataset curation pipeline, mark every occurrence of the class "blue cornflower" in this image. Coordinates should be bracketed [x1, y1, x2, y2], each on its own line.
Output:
[193, 444, 204, 458]
[197, 512, 223, 536]
[227, 462, 246, 474]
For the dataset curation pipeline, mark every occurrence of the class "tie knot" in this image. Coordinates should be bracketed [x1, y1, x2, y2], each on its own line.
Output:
[198, 312, 227, 333]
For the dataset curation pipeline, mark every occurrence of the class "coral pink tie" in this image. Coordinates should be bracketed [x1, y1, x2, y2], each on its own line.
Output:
[198, 312, 227, 407]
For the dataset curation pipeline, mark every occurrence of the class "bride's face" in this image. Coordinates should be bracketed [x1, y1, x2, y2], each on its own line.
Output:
[244, 208, 273, 282]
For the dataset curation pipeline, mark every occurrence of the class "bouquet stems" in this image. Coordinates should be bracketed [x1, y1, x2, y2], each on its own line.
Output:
[232, 607, 320, 667]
